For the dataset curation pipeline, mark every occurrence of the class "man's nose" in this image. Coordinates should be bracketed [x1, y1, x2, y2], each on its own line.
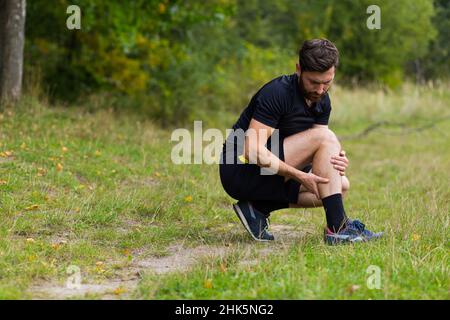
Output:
[316, 84, 325, 95]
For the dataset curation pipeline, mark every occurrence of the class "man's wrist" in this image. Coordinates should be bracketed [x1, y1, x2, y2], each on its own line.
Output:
[296, 169, 307, 180]
[287, 167, 305, 182]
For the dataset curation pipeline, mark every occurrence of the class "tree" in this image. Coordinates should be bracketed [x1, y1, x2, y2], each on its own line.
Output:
[420, 0, 450, 80]
[0, 0, 26, 105]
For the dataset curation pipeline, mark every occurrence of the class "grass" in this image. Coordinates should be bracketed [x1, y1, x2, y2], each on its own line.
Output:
[0, 83, 448, 299]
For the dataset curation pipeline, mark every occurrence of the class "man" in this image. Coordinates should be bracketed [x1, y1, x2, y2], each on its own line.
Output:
[219, 39, 383, 244]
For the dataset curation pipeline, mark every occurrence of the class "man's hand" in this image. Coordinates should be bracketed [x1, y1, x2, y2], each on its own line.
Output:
[331, 150, 349, 176]
[297, 171, 329, 199]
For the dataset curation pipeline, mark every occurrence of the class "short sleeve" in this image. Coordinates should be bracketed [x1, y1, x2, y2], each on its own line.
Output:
[314, 93, 332, 125]
[251, 82, 292, 128]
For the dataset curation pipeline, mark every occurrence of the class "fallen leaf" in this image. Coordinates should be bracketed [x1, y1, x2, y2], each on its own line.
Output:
[25, 204, 39, 211]
[203, 279, 213, 289]
[0, 180, 7, 185]
[184, 195, 193, 202]
[56, 163, 63, 172]
[412, 234, 421, 241]
[37, 168, 46, 176]
[154, 172, 161, 177]
[95, 150, 101, 156]
[95, 261, 106, 274]
[347, 284, 361, 294]
[20, 143, 26, 149]
[113, 287, 127, 295]
[0, 150, 13, 158]
[220, 263, 227, 273]
[26, 238, 35, 243]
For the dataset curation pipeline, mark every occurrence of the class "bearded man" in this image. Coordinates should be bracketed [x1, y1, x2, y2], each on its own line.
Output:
[219, 39, 383, 244]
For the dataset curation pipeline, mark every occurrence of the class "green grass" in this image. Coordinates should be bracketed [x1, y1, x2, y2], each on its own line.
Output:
[0, 83, 449, 299]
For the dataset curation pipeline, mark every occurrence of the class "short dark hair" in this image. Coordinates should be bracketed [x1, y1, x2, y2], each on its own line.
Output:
[299, 39, 339, 72]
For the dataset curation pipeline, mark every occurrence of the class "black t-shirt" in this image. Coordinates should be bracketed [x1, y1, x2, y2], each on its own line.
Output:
[231, 73, 332, 140]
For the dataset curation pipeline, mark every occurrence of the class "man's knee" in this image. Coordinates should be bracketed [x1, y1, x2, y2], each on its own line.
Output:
[342, 176, 350, 196]
[312, 128, 340, 147]
[322, 128, 340, 146]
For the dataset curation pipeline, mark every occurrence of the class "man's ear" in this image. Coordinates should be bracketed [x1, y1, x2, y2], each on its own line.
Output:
[296, 63, 301, 76]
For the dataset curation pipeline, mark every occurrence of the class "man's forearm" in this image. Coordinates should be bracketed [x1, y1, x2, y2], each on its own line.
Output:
[245, 145, 303, 181]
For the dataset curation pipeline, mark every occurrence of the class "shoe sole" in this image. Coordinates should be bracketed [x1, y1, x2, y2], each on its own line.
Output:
[325, 232, 384, 245]
[233, 203, 272, 242]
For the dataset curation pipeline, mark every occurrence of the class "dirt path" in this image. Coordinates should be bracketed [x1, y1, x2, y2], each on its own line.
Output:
[28, 224, 305, 299]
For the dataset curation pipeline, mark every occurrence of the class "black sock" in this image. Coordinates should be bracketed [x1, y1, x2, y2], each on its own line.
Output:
[322, 193, 348, 232]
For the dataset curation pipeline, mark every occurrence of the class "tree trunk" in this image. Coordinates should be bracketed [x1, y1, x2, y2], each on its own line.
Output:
[0, 0, 26, 105]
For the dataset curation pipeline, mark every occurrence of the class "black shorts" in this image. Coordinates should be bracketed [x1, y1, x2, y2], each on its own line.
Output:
[219, 140, 312, 215]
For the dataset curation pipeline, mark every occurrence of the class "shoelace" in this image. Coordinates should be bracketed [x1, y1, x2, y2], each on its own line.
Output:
[265, 218, 271, 232]
[350, 220, 366, 232]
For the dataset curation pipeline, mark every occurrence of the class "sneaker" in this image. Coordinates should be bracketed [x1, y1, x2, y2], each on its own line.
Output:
[232, 201, 274, 241]
[324, 219, 383, 245]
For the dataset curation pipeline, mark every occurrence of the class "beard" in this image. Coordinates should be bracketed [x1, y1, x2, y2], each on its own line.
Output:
[298, 75, 327, 103]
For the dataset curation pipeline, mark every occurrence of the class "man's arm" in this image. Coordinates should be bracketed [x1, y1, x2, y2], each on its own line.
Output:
[244, 118, 300, 180]
[243, 119, 329, 198]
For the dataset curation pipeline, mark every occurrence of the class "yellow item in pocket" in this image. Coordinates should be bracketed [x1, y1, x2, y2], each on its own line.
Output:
[238, 154, 249, 164]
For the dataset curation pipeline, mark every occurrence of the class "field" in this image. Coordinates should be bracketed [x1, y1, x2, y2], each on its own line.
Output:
[0, 83, 448, 299]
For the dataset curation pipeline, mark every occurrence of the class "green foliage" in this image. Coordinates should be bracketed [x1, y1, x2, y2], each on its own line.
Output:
[420, 0, 450, 80]
[235, 0, 437, 86]
[24, 0, 445, 123]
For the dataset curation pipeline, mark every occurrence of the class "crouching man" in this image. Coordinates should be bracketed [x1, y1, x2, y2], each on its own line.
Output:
[219, 39, 383, 244]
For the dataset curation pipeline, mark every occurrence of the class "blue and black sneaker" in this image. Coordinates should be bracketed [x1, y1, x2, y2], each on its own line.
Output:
[233, 201, 274, 242]
[324, 219, 384, 245]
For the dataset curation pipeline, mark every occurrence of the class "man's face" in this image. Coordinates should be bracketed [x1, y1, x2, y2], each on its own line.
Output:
[296, 64, 335, 103]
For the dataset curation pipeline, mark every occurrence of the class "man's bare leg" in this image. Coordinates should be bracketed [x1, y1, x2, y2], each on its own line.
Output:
[279, 127, 383, 242]
[311, 128, 342, 197]
[282, 127, 343, 191]
[291, 176, 350, 208]
[282, 127, 348, 230]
